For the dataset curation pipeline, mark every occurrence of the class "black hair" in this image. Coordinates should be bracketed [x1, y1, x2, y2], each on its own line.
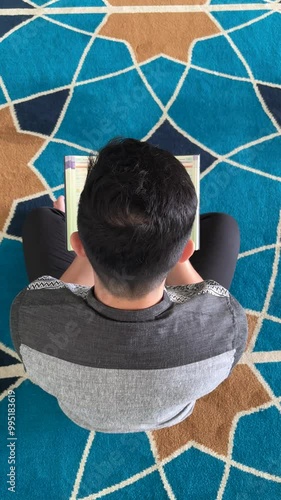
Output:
[77, 137, 197, 299]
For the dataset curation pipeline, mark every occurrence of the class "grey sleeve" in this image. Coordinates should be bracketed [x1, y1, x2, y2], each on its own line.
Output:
[228, 293, 249, 374]
[9, 290, 26, 365]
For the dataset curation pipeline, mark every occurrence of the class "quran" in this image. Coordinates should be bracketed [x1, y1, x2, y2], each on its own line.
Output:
[64, 155, 200, 252]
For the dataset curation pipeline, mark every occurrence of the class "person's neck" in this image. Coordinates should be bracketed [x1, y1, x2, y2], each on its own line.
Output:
[93, 281, 165, 310]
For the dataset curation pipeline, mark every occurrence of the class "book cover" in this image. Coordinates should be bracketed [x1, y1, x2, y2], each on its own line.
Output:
[64, 155, 200, 252]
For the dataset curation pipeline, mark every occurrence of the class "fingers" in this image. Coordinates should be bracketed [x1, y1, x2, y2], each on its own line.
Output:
[53, 195, 65, 212]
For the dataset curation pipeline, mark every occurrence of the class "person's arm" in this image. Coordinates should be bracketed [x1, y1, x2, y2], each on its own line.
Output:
[59, 255, 95, 287]
[165, 260, 203, 286]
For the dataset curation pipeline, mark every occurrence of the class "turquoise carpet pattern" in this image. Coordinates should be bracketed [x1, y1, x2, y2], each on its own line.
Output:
[0, 0, 281, 498]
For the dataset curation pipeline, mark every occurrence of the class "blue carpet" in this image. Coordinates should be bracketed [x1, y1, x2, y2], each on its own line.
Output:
[0, 1, 281, 499]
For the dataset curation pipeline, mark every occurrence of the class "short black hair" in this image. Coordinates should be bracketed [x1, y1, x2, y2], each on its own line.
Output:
[77, 138, 197, 299]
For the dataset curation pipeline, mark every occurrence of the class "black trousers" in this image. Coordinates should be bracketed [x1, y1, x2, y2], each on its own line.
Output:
[22, 208, 240, 290]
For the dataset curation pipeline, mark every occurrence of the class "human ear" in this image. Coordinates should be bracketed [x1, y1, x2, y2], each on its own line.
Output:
[178, 239, 195, 263]
[70, 231, 86, 257]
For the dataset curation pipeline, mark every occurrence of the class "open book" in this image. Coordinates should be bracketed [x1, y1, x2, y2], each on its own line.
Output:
[64, 155, 200, 252]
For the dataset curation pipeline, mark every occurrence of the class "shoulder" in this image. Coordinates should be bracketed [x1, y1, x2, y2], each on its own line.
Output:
[165, 279, 248, 343]
[11, 275, 91, 310]
[26, 275, 91, 298]
[165, 279, 229, 304]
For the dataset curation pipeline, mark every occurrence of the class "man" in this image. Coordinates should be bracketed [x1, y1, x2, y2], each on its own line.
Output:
[10, 138, 248, 433]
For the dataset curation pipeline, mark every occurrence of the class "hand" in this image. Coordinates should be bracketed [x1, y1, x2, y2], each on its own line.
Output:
[53, 195, 65, 212]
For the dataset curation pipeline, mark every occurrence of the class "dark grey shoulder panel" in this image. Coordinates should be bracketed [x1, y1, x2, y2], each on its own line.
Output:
[12, 286, 240, 370]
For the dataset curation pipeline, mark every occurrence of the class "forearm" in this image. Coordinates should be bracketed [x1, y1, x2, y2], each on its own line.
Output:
[165, 260, 203, 286]
[60, 255, 95, 287]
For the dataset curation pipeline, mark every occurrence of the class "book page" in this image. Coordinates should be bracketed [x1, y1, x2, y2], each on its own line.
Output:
[177, 156, 200, 251]
[75, 168, 88, 206]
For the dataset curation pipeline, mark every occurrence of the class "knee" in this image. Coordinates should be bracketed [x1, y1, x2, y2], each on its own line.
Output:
[22, 207, 52, 234]
[208, 212, 240, 236]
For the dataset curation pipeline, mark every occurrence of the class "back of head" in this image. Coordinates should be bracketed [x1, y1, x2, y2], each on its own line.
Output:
[78, 138, 197, 299]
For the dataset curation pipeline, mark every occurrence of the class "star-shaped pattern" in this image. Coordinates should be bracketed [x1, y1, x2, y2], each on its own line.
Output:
[100, 13, 220, 63]
[0, 108, 45, 230]
[1, 2, 281, 498]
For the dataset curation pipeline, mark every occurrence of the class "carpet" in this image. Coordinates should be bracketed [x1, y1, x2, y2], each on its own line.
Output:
[1, 0, 281, 499]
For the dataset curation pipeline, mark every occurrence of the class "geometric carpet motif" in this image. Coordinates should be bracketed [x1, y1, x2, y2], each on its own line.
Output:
[1, 0, 281, 498]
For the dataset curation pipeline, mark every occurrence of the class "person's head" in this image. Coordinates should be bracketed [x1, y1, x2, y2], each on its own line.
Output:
[73, 137, 197, 299]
